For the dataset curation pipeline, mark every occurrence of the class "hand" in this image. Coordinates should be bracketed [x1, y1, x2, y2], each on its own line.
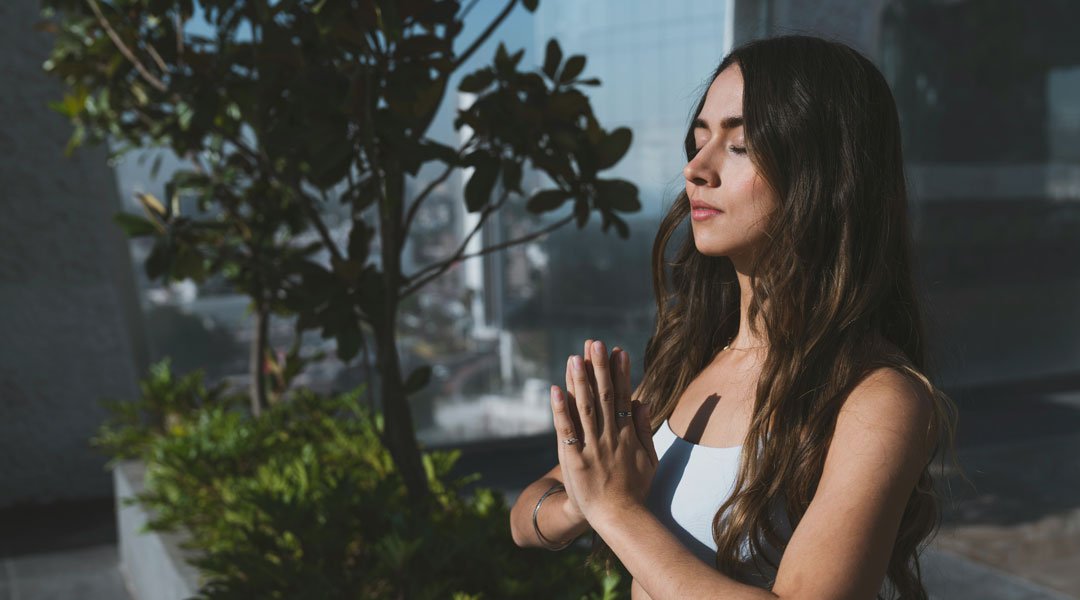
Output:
[550, 340, 659, 524]
[555, 338, 603, 523]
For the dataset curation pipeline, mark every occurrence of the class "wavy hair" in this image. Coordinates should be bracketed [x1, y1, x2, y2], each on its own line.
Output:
[585, 35, 966, 599]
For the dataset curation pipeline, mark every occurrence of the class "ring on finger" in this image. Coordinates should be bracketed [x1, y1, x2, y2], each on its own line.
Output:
[615, 411, 633, 418]
[562, 437, 580, 444]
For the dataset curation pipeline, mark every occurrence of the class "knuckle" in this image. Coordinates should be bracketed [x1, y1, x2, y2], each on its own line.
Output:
[598, 390, 616, 404]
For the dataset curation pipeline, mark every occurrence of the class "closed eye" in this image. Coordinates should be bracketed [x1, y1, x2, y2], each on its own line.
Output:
[689, 145, 747, 158]
[689, 144, 747, 159]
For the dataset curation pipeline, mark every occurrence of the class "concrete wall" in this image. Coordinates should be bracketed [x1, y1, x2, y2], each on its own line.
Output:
[0, 0, 146, 506]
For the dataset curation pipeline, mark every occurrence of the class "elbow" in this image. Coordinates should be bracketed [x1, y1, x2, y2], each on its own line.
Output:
[509, 503, 530, 548]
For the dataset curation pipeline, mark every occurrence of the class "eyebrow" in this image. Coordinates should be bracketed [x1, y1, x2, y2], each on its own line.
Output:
[692, 115, 744, 131]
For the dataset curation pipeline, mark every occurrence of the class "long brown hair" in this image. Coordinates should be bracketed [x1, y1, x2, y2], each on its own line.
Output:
[586, 35, 965, 599]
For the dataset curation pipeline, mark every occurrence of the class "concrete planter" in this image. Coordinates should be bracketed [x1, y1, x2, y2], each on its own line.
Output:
[113, 460, 202, 600]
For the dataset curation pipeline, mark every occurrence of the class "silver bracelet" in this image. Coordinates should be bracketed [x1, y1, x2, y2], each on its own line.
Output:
[532, 482, 576, 550]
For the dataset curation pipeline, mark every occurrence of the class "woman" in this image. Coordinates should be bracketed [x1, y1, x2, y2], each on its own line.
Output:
[509, 35, 962, 599]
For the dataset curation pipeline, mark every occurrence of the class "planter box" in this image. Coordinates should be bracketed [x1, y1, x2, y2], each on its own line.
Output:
[113, 460, 202, 600]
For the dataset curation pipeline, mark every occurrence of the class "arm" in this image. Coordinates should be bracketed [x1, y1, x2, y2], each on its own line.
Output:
[592, 367, 934, 600]
[510, 462, 592, 548]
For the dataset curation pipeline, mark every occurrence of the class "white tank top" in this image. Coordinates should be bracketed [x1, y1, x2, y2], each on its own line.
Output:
[644, 418, 794, 588]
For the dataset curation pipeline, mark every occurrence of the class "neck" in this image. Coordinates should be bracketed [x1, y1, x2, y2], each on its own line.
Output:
[727, 252, 768, 351]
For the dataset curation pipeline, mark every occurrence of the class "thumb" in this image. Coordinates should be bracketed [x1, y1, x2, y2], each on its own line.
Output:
[633, 400, 659, 467]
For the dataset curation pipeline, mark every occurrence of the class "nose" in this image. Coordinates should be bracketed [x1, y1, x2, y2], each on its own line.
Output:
[684, 152, 720, 187]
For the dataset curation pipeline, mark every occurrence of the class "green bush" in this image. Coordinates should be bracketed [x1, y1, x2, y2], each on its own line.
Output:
[96, 360, 629, 599]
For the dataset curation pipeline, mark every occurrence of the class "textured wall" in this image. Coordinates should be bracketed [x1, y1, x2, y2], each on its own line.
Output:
[0, 0, 146, 506]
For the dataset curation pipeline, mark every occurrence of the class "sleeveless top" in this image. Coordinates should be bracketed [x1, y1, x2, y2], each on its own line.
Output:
[644, 418, 795, 588]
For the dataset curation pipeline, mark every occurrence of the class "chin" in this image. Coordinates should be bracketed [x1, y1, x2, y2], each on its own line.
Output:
[692, 239, 734, 257]
[691, 230, 735, 257]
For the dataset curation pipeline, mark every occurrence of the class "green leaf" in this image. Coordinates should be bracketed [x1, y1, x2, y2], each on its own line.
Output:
[418, 140, 460, 165]
[501, 159, 522, 194]
[610, 212, 630, 239]
[464, 154, 499, 212]
[596, 127, 632, 169]
[173, 246, 206, 281]
[595, 179, 640, 212]
[336, 325, 362, 361]
[145, 238, 172, 280]
[525, 189, 570, 213]
[559, 55, 586, 84]
[404, 365, 432, 396]
[177, 102, 194, 131]
[542, 39, 562, 80]
[113, 212, 160, 238]
[459, 68, 494, 93]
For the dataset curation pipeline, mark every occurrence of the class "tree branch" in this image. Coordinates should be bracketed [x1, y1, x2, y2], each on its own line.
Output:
[400, 203, 573, 299]
[402, 162, 455, 246]
[452, 0, 518, 71]
[143, 37, 169, 74]
[86, 0, 167, 93]
[223, 132, 346, 265]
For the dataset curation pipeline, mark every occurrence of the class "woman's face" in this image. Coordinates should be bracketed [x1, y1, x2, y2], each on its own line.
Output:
[684, 64, 777, 260]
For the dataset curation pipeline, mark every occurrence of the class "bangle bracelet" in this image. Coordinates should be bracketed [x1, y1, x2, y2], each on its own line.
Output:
[532, 482, 576, 550]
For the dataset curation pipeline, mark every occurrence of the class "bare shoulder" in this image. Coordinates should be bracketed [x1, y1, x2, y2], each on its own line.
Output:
[837, 365, 936, 462]
[770, 365, 937, 598]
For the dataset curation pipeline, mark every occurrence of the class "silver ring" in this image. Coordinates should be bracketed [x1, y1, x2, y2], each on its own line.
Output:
[562, 437, 579, 445]
[616, 411, 633, 418]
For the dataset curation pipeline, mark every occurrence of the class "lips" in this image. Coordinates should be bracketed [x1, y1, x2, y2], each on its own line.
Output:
[689, 198, 722, 212]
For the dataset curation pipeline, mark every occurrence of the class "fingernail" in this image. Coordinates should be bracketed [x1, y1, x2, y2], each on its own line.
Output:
[551, 386, 562, 405]
[572, 355, 583, 374]
[595, 340, 605, 355]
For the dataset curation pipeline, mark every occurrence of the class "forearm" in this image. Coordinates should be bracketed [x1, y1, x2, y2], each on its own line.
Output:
[592, 504, 779, 600]
[510, 478, 591, 549]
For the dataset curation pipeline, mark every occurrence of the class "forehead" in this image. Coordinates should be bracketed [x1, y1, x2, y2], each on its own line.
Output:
[698, 64, 744, 127]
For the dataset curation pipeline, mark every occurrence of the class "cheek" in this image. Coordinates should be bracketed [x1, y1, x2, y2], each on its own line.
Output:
[745, 174, 777, 223]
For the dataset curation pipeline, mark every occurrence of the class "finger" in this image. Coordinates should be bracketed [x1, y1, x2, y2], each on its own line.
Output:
[583, 339, 599, 418]
[590, 340, 617, 442]
[570, 354, 599, 447]
[551, 385, 582, 464]
[633, 399, 659, 467]
[565, 355, 585, 447]
[612, 347, 632, 432]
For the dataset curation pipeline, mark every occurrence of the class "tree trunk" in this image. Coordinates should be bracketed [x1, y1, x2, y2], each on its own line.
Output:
[376, 156, 432, 510]
[374, 317, 431, 510]
[249, 302, 269, 417]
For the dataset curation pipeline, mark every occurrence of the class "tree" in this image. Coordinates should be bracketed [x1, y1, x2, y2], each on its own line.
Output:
[40, 0, 640, 511]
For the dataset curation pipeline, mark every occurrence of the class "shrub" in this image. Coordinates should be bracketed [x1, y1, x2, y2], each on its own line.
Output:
[96, 361, 628, 599]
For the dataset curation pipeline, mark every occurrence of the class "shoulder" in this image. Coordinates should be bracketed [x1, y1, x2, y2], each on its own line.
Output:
[843, 366, 933, 424]
[770, 372, 937, 598]
[833, 366, 936, 473]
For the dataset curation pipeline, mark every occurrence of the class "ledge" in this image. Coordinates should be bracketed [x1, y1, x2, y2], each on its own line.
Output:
[113, 460, 201, 600]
